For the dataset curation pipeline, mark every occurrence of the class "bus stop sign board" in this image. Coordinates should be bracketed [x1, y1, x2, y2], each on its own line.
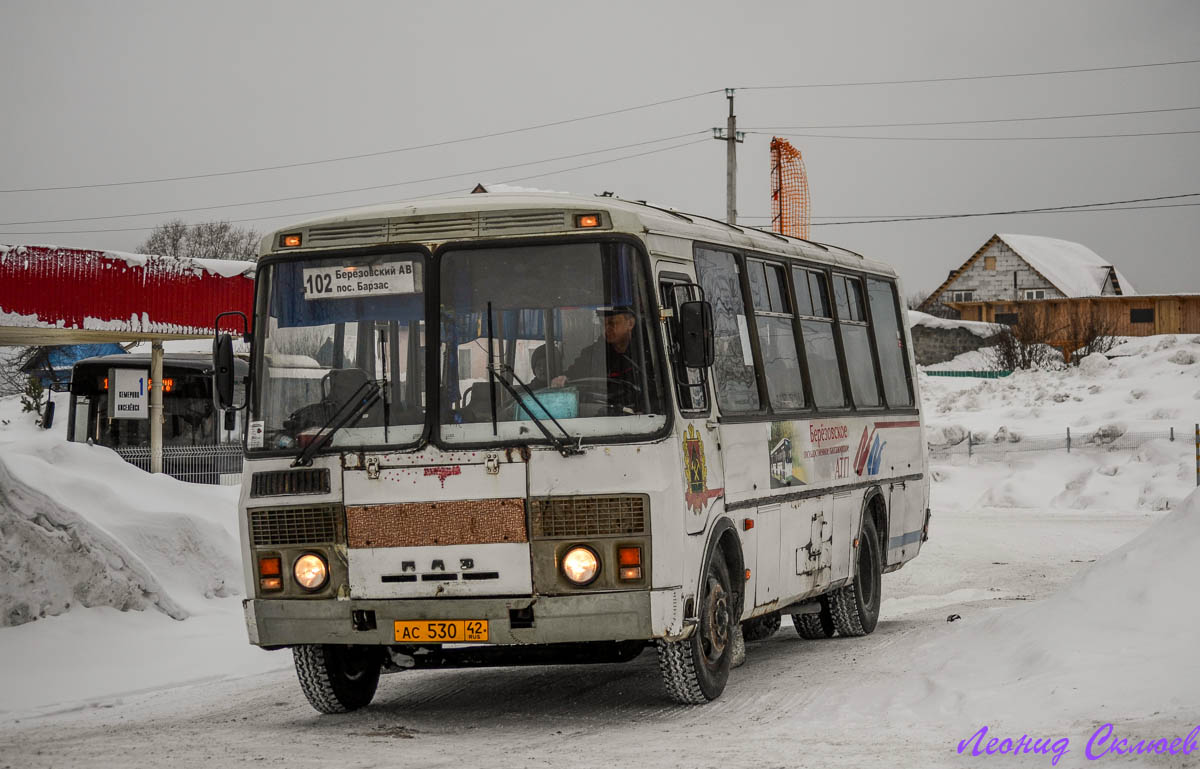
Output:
[107, 368, 149, 419]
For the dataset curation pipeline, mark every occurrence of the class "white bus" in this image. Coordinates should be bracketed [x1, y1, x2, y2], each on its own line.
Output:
[214, 192, 929, 713]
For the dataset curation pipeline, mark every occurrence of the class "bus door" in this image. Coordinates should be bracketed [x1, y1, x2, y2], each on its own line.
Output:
[659, 274, 724, 537]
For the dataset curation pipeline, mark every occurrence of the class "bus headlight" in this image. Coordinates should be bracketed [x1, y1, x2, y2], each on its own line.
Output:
[561, 546, 600, 586]
[294, 553, 328, 591]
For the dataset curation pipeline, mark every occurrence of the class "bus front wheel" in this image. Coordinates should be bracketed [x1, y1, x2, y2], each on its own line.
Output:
[293, 644, 382, 714]
[829, 514, 883, 637]
[656, 554, 734, 704]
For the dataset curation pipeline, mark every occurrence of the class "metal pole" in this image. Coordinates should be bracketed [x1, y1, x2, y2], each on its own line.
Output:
[1066, 426, 1071, 454]
[726, 90, 737, 225]
[1195, 423, 1198, 488]
[150, 340, 164, 474]
[967, 432, 973, 458]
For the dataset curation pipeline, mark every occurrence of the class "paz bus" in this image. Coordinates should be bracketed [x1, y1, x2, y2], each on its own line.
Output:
[213, 192, 929, 712]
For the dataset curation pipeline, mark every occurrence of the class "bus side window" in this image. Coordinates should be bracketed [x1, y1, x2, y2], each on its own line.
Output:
[694, 247, 760, 413]
[793, 267, 846, 409]
[659, 280, 709, 413]
[833, 274, 882, 408]
[866, 278, 914, 408]
[746, 260, 805, 411]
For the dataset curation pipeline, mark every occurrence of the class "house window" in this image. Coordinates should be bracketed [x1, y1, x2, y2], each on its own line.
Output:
[1130, 308, 1155, 324]
[984, 256, 996, 271]
[949, 290, 974, 303]
[1023, 289, 1046, 300]
[995, 312, 1019, 325]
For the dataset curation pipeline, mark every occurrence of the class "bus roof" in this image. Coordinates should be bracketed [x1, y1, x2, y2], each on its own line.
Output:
[260, 192, 898, 279]
[73, 352, 248, 374]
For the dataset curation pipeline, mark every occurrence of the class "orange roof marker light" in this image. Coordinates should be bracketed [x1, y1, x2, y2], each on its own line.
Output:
[575, 214, 601, 228]
[280, 233, 302, 248]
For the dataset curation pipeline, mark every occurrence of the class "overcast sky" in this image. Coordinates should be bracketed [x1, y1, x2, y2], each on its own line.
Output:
[1, 0, 1197, 295]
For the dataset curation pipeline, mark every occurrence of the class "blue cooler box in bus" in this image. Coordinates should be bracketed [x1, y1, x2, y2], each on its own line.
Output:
[513, 389, 579, 421]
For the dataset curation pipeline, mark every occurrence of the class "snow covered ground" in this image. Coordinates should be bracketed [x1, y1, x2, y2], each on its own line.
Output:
[0, 335, 1197, 767]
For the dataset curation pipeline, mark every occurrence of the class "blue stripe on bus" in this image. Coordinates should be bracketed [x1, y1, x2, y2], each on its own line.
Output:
[888, 529, 923, 549]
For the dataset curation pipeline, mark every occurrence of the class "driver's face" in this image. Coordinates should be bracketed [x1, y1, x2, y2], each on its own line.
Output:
[603, 313, 636, 346]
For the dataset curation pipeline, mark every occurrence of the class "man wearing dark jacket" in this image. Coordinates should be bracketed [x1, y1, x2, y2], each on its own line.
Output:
[551, 306, 643, 413]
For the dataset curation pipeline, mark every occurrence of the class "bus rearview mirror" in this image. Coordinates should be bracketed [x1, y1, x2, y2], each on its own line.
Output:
[213, 333, 236, 409]
[679, 300, 715, 369]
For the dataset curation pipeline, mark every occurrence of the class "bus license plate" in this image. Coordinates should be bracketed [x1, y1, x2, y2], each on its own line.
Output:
[393, 619, 489, 643]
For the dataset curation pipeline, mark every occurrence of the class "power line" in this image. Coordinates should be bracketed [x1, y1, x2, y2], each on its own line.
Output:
[750, 128, 1200, 142]
[0, 138, 709, 236]
[754, 193, 1200, 226]
[737, 57, 1200, 90]
[742, 201, 1200, 223]
[743, 105, 1200, 131]
[0, 132, 707, 226]
[0, 91, 721, 194]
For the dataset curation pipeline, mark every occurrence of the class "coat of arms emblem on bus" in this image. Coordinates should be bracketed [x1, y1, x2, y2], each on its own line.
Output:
[682, 424, 722, 513]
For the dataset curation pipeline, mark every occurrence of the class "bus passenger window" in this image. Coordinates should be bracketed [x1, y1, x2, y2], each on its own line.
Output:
[747, 260, 804, 411]
[793, 268, 845, 409]
[695, 247, 760, 412]
[834, 275, 881, 408]
[866, 279, 913, 407]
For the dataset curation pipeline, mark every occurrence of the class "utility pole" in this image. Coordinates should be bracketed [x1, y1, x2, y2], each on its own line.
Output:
[712, 88, 744, 225]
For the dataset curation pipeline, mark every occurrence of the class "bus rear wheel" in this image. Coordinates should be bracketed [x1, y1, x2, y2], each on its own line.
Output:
[656, 554, 734, 704]
[829, 514, 883, 637]
[793, 597, 835, 639]
[293, 644, 382, 714]
[741, 610, 781, 642]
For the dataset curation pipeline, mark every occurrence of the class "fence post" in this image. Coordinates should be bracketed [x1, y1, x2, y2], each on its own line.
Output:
[1066, 426, 1071, 454]
[968, 432, 973, 458]
[1170, 426, 1174, 442]
[1195, 423, 1198, 489]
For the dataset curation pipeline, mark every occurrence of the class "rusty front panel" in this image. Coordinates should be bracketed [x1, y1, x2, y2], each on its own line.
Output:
[346, 499, 527, 548]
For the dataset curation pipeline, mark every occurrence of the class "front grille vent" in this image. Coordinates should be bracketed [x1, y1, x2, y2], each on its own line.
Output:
[389, 215, 477, 242]
[480, 210, 567, 235]
[250, 468, 330, 498]
[249, 504, 340, 546]
[305, 221, 388, 246]
[530, 495, 647, 538]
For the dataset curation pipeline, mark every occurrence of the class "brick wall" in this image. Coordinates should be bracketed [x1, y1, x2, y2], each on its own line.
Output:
[927, 240, 1061, 317]
[911, 323, 1002, 366]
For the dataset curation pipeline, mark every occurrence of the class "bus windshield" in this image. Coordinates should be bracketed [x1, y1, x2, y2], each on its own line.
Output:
[438, 241, 666, 445]
[254, 252, 427, 452]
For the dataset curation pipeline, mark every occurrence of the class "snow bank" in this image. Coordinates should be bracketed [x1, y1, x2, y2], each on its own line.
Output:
[0, 432, 241, 626]
[886, 487, 1200, 724]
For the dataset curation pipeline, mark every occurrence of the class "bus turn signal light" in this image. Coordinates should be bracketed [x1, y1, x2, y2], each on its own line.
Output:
[576, 214, 600, 228]
[617, 546, 641, 566]
[281, 233, 302, 247]
[259, 556, 281, 576]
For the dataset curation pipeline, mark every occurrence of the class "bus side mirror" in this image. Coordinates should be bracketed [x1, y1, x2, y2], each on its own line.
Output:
[214, 333, 236, 409]
[679, 300, 715, 369]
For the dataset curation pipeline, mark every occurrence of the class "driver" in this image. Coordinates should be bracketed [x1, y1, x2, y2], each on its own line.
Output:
[551, 306, 642, 413]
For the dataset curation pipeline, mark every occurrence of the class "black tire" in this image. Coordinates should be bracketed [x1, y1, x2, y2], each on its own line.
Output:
[657, 554, 734, 704]
[741, 611, 781, 642]
[293, 644, 382, 714]
[793, 597, 836, 639]
[829, 514, 883, 637]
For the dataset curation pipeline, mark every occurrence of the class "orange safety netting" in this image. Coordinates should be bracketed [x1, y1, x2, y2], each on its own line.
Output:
[770, 137, 811, 240]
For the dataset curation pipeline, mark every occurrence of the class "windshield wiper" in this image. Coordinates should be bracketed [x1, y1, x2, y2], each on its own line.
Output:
[292, 379, 382, 467]
[484, 301, 581, 458]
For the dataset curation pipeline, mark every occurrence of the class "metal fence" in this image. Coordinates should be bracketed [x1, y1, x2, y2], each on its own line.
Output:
[924, 370, 1013, 379]
[931, 424, 1199, 460]
[113, 444, 244, 486]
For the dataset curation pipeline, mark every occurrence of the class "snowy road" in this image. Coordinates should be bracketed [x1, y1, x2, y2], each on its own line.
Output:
[2, 505, 1183, 769]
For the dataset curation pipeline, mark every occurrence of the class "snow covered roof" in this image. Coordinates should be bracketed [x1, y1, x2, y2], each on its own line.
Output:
[996, 234, 1137, 297]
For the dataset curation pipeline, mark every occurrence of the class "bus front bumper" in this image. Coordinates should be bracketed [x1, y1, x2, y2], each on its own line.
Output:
[244, 589, 685, 647]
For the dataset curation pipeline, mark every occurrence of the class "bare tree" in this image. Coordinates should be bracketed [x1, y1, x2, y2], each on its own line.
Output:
[907, 288, 932, 311]
[988, 308, 1062, 370]
[1063, 303, 1117, 364]
[137, 219, 260, 261]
